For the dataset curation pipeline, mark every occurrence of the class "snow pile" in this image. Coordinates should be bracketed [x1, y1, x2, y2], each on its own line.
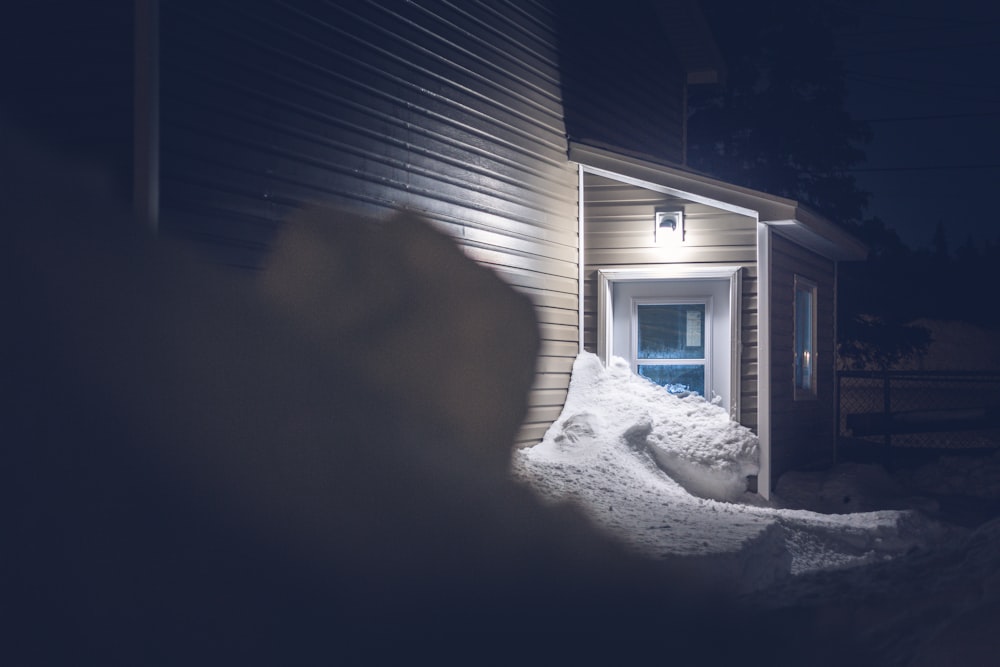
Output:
[514, 414, 788, 591]
[535, 353, 759, 502]
[748, 515, 1000, 666]
[894, 450, 1000, 500]
[774, 462, 939, 515]
[513, 353, 948, 592]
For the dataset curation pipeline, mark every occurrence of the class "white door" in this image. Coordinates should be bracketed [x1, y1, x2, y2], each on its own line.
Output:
[611, 278, 732, 409]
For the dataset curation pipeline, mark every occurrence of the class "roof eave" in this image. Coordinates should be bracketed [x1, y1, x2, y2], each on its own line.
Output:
[570, 140, 869, 262]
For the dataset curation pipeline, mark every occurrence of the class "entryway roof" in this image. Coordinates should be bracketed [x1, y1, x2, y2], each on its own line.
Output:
[570, 141, 868, 262]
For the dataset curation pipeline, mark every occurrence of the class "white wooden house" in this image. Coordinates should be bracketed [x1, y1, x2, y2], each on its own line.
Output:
[125, 0, 867, 495]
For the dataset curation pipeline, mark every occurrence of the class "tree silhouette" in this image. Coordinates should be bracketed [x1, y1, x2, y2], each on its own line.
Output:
[931, 220, 949, 262]
[687, 0, 871, 226]
[684, 1, 1000, 365]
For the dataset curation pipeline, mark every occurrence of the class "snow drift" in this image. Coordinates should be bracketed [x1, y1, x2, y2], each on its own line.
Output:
[535, 352, 759, 502]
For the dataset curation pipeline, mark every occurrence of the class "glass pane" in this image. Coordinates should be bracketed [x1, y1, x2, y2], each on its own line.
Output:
[637, 304, 705, 360]
[637, 364, 705, 396]
[794, 285, 814, 392]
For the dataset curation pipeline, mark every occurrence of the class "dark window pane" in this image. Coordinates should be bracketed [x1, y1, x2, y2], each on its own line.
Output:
[637, 304, 705, 360]
[637, 364, 705, 395]
[794, 285, 814, 392]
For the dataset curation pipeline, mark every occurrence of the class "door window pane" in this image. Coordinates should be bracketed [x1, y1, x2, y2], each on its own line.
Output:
[635, 300, 708, 396]
[637, 364, 705, 395]
[637, 304, 705, 359]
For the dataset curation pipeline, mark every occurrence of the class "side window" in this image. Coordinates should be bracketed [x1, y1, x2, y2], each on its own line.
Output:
[632, 299, 709, 396]
[793, 275, 818, 400]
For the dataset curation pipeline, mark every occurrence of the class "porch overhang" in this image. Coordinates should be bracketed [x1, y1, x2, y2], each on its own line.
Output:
[569, 141, 868, 262]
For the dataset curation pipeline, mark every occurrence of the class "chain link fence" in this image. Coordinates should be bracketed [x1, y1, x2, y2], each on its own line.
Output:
[838, 371, 1000, 449]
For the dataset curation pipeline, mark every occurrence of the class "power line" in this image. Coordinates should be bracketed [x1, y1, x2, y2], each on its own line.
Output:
[839, 38, 1000, 57]
[859, 110, 1000, 122]
[837, 22, 1000, 38]
[846, 74, 1000, 105]
[845, 70, 1000, 90]
[847, 163, 1000, 173]
[821, 0, 997, 25]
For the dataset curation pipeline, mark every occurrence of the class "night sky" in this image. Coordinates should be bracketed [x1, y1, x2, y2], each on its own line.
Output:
[3, 1, 997, 253]
[834, 0, 1000, 250]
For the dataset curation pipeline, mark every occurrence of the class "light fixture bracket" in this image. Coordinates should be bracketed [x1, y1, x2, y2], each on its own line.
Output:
[655, 207, 685, 244]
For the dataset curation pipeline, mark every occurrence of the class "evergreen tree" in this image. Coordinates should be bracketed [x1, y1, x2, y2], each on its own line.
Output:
[687, 0, 871, 226]
[930, 220, 949, 261]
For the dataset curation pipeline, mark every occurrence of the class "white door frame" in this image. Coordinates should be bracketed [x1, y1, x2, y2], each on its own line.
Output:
[596, 266, 742, 420]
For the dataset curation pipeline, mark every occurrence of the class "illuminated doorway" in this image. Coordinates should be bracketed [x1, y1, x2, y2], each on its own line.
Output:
[598, 267, 741, 418]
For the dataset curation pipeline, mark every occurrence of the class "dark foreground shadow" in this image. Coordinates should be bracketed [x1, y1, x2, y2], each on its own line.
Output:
[3, 119, 882, 666]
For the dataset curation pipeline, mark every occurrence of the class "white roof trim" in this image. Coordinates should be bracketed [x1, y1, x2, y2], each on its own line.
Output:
[581, 164, 759, 220]
[571, 142, 868, 261]
[596, 265, 743, 282]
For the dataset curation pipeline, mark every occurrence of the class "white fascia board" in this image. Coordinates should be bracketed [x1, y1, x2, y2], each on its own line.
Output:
[597, 265, 743, 282]
[763, 216, 868, 262]
[572, 142, 775, 219]
[580, 164, 759, 219]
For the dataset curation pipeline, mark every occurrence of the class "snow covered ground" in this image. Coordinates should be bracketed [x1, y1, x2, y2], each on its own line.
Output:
[512, 353, 1000, 663]
[513, 354, 1000, 665]
[511, 353, 956, 591]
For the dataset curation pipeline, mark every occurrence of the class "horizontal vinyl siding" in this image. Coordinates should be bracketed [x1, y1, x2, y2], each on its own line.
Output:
[768, 232, 837, 477]
[159, 0, 578, 447]
[581, 174, 759, 431]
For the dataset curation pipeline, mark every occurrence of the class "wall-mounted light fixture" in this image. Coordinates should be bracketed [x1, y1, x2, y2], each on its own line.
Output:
[655, 206, 684, 245]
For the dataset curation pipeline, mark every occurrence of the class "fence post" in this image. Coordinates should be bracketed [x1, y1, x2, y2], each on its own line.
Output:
[882, 370, 891, 447]
[834, 372, 840, 462]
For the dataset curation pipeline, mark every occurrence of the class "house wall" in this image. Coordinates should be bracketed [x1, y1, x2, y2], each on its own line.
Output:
[767, 231, 837, 477]
[581, 173, 761, 431]
[157, 1, 579, 446]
